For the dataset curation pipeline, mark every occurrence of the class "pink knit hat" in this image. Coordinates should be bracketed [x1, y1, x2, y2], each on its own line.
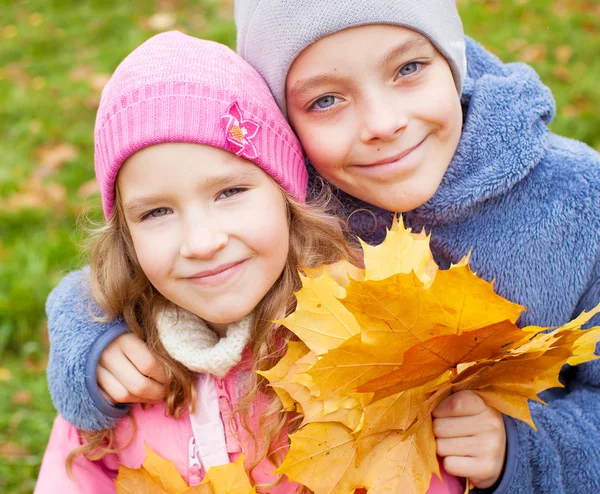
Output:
[94, 31, 307, 218]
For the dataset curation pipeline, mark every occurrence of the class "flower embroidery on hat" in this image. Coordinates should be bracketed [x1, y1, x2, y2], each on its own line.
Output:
[222, 102, 260, 160]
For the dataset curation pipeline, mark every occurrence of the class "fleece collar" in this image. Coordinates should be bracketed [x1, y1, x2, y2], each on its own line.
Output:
[410, 37, 556, 225]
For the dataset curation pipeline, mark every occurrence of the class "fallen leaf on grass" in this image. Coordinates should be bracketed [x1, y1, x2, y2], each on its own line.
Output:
[35, 142, 79, 176]
[0, 442, 30, 460]
[11, 389, 32, 405]
[0, 368, 12, 381]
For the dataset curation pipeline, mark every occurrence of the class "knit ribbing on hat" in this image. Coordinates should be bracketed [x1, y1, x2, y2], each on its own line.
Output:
[94, 31, 307, 218]
[156, 307, 252, 378]
[235, 0, 466, 115]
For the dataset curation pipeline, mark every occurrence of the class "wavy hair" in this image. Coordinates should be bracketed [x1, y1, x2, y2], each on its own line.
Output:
[69, 179, 361, 490]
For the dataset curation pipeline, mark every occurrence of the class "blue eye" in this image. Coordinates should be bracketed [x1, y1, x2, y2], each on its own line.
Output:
[312, 95, 338, 110]
[397, 62, 421, 77]
[149, 208, 171, 218]
[218, 187, 246, 200]
[140, 207, 172, 221]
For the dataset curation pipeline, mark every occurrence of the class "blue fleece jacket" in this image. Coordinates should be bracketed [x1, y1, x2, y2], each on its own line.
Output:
[46, 38, 600, 493]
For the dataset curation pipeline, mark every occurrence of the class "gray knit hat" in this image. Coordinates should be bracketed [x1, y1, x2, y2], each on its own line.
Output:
[235, 0, 467, 115]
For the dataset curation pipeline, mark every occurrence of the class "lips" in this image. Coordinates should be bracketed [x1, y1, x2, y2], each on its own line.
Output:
[357, 137, 428, 168]
[186, 260, 246, 280]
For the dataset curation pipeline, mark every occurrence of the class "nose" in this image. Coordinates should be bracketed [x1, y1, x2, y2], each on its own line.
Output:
[180, 216, 228, 260]
[359, 89, 408, 143]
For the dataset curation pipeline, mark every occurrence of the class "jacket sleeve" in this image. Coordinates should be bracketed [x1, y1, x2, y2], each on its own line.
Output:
[34, 415, 117, 493]
[46, 268, 130, 431]
[486, 260, 600, 494]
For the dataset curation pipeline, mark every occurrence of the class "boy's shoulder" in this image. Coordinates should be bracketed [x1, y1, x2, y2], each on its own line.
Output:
[537, 132, 600, 211]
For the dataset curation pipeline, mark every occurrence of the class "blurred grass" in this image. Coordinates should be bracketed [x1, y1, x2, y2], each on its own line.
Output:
[0, 0, 597, 491]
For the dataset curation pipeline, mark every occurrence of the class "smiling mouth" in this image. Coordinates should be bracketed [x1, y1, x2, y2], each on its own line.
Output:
[356, 136, 428, 168]
[185, 260, 247, 285]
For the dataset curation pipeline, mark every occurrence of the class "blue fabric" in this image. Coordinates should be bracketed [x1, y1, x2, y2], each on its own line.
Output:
[339, 37, 600, 494]
[46, 268, 130, 430]
[46, 37, 600, 491]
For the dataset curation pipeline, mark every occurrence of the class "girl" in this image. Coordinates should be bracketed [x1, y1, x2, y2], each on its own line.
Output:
[36, 31, 462, 493]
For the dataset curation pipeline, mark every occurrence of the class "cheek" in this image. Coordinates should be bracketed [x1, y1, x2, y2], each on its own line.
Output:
[435, 96, 462, 138]
[294, 116, 353, 172]
[240, 193, 290, 269]
[422, 77, 463, 137]
[129, 229, 175, 284]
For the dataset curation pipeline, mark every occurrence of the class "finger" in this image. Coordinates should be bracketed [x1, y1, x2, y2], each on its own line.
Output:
[433, 409, 504, 438]
[432, 390, 487, 418]
[437, 429, 506, 459]
[436, 435, 490, 458]
[120, 334, 169, 385]
[102, 351, 167, 402]
[442, 455, 501, 490]
[97, 365, 135, 404]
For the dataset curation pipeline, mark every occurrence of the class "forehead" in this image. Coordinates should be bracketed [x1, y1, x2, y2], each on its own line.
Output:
[116, 143, 265, 193]
[286, 25, 435, 91]
[295, 25, 431, 67]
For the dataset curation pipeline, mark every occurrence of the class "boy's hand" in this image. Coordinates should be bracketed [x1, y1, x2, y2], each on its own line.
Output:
[97, 333, 168, 404]
[433, 390, 506, 489]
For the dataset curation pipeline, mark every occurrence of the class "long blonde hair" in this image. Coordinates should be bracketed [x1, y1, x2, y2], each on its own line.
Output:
[71, 180, 361, 483]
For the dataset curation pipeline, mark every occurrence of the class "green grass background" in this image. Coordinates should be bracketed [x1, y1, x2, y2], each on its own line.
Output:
[0, 0, 598, 491]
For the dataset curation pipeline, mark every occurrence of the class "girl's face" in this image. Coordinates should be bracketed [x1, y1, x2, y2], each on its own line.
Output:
[118, 143, 290, 334]
[286, 25, 463, 212]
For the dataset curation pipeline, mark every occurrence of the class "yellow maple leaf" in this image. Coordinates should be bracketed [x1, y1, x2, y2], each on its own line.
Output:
[277, 419, 439, 494]
[201, 456, 256, 494]
[360, 216, 436, 285]
[115, 447, 254, 494]
[143, 444, 191, 492]
[277, 273, 360, 355]
[115, 463, 169, 494]
[303, 257, 365, 287]
[343, 265, 524, 349]
[257, 340, 310, 410]
[265, 218, 600, 494]
[307, 333, 403, 399]
[262, 341, 369, 431]
[115, 445, 189, 494]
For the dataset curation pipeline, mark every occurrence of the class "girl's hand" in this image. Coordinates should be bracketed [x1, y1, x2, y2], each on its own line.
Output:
[432, 390, 506, 489]
[97, 333, 168, 404]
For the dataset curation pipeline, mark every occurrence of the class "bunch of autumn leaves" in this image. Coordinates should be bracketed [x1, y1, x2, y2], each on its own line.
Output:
[115, 220, 600, 494]
[259, 219, 600, 494]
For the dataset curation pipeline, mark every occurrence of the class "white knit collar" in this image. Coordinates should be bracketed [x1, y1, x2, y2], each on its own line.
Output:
[156, 306, 252, 378]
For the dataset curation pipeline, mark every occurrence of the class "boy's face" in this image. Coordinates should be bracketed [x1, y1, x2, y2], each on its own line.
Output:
[286, 25, 463, 212]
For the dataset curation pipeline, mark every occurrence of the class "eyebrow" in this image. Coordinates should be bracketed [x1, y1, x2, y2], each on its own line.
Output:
[123, 195, 172, 217]
[379, 38, 433, 67]
[122, 167, 262, 216]
[288, 37, 433, 100]
[288, 72, 354, 100]
[201, 167, 262, 190]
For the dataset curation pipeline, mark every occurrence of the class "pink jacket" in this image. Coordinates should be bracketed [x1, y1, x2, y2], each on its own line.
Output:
[36, 354, 464, 493]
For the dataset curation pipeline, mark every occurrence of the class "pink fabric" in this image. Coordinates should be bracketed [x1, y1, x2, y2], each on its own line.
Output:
[35, 355, 298, 493]
[36, 353, 463, 493]
[94, 31, 307, 218]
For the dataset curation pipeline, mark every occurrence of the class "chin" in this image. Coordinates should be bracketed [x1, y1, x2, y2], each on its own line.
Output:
[205, 308, 253, 325]
[363, 189, 435, 213]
